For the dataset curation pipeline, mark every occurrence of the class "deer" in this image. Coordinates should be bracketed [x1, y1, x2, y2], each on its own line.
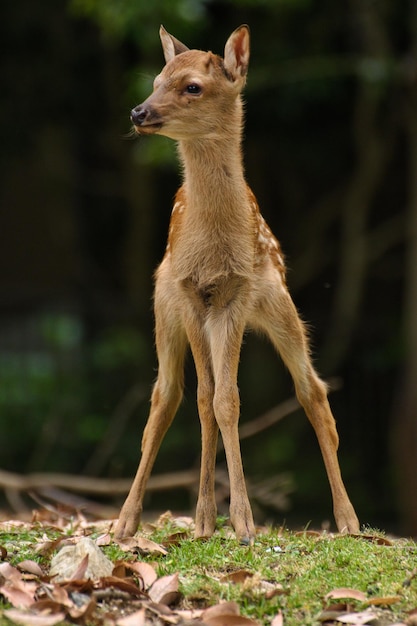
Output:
[114, 24, 359, 544]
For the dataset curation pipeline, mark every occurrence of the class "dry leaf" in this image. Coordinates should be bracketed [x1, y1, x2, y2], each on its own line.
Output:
[325, 588, 367, 602]
[264, 583, 287, 600]
[366, 595, 402, 606]
[16, 561, 45, 578]
[30, 594, 96, 620]
[335, 610, 378, 624]
[0, 562, 22, 579]
[135, 537, 169, 556]
[270, 611, 284, 626]
[60, 578, 94, 594]
[176, 608, 204, 620]
[0, 583, 37, 609]
[115, 536, 168, 556]
[347, 533, 393, 546]
[0, 545, 7, 559]
[117, 608, 147, 626]
[0, 521, 32, 531]
[39, 584, 71, 606]
[295, 530, 323, 538]
[162, 531, 189, 546]
[0, 562, 37, 608]
[122, 561, 158, 589]
[110, 561, 128, 580]
[155, 511, 175, 527]
[148, 572, 180, 605]
[98, 576, 146, 597]
[220, 570, 253, 584]
[69, 553, 89, 580]
[202, 602, 240, 620]
[171, 516, 195, 530]
[141, 522, 157, 533]
[34, 536, 67, 556]
[201, 602, 259, 626]
[364, 534, 393, 546]
[3, 609, 66, 626]
[30, 599, 76, 618]
[143, 598, 175, 619]
[203, 615, 259, 625]
[96, 533, 112, 546]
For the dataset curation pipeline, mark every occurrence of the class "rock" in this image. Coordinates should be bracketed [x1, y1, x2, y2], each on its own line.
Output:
[50, 537, 113, 582]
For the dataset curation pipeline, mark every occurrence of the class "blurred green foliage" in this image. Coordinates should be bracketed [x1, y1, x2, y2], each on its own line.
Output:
[0, 314, 152, 473]
[70, 0, 207, 46]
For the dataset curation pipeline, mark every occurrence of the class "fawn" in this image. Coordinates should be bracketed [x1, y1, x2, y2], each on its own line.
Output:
[114, 25, 359, 543]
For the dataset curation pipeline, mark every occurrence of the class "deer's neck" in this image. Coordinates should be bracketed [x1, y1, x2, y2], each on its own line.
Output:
[170, 101, 255, 286]
[177, 100, 248, 219]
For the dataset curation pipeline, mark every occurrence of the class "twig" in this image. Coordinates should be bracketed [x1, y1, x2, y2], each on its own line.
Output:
[0, 468, 198, 496]
[237, 377, 342, 442]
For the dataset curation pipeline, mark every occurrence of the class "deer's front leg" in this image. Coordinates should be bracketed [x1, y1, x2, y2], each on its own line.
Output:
[208, 310, 255, 545]
[183, 310, 219, 539]
[214, 379, 255, 544]
[114, 375, 182, 539]
[114, 270, 187, 539]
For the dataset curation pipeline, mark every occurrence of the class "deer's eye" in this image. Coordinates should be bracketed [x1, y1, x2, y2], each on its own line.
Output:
[185, 83, 202, 95]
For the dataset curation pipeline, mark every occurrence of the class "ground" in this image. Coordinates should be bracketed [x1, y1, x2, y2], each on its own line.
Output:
[0, 510, 416, 626]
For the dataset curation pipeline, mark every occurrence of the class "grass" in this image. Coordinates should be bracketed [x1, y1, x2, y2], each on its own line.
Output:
[1, 515, 417, 625]
[0, 526, 63, 566]
[136, 520, 417, 624]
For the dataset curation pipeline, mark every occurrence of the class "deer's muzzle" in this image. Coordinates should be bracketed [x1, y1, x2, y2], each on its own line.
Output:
[131, 105, 162, 133]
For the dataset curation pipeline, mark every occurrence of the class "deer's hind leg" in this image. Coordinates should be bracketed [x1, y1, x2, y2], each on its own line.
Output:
[114, 269, 188, 539]
[252, 273, 359, 533]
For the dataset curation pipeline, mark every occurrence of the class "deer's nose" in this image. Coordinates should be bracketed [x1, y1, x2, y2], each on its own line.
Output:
[131, 106, 148, 125]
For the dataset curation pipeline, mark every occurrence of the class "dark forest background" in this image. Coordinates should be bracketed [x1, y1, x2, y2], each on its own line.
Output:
[1, 0, 416, 536]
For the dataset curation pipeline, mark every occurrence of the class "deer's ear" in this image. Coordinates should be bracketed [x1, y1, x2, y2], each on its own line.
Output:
[224, 25, 250, 82]
[160, 25, 190, 63]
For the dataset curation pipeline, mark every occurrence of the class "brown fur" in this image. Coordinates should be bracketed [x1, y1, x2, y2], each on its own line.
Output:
[114, 25, 359, 542]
